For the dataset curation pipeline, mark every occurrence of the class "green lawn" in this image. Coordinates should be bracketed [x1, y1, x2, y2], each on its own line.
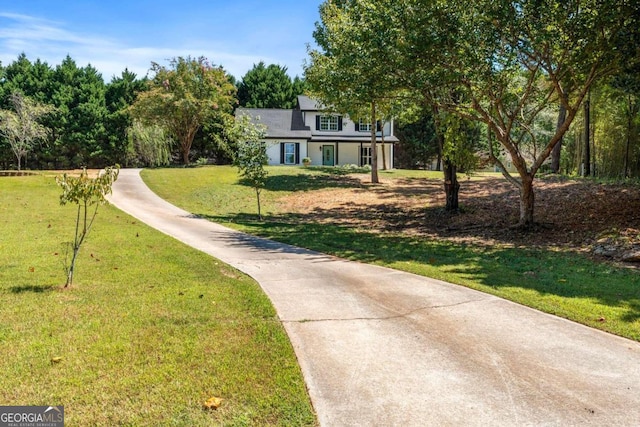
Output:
[0, 173, 316, 426]
[142, 165, 640, 341]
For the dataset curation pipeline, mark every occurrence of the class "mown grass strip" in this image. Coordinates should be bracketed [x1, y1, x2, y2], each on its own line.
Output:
[0, 173, 316, 426]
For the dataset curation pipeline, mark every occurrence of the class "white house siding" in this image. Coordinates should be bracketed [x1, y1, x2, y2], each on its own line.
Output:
[307, 142, 324, 165]
[339, 144, 360, 165]
[302, 113, 394, 141]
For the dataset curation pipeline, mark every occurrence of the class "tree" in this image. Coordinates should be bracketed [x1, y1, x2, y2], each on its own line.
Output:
[56, 166, 119, 287]
[105, 69, 148, 166]
[130, 56, 237, 165]
[231, 114, 268, 220]
[238, 62, 299, 109]
[0, 92, 52, 170]
[611, 31, 640, 178]
[395, 109, 440, 170]
[398, 0, 639, 226]
[0, 54, 54, 107]
[49, 56, 109, 168]
[550, 97, 568, 174]
[439, 113, 482, 211]
[305, 0, 403, 184]
[127, 120, 173, 167]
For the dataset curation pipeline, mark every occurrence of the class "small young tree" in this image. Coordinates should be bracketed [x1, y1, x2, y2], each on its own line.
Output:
[0, 92, 52, 170]
[231, 115, 268, 220]
[56, 166, 119, 287]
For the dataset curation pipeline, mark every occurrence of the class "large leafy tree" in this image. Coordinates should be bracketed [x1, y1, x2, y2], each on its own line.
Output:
[305, 0, 403, 183]
[238, 62, 300, 109]
[309, 0, 637, 221]
[130, 56, 237, 165]
[397, 0, 639, 226]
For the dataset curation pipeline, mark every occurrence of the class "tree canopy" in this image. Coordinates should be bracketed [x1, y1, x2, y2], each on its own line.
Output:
[307, 0, 640, 225]
[129, 56, 237, 165]
[0, 92, 52, 170]
[238, 62, 304, 109]
[305, 0, 404, 183]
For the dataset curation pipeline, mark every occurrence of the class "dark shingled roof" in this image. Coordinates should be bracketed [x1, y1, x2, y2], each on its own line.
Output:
[297, 95, 324, 111]
[236, 108, 310, 139]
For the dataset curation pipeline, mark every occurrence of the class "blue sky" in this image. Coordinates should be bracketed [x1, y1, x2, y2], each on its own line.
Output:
[0, 1, 323, 81]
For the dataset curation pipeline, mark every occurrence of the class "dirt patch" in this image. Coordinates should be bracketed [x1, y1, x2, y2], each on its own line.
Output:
[277, 174, 640, 263]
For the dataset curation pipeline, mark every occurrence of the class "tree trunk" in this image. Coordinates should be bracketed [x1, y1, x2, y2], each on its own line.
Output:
[436, 131, 443, 172]
[381, 129, 387, 170]
[182, 145, 190, 165]
[256, 187, 262, 220]
[551, 102, 567, 174]
[624, 94, 632, 178]
[583, 92, 591, 176]
[443, 159, 460, 211]
[370, 101, 379, 183]
[519, 175, 535, 227]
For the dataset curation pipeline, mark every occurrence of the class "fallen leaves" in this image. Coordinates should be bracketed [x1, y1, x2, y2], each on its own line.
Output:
[277, 175, 640, 253]
[203, 396, 223, 410]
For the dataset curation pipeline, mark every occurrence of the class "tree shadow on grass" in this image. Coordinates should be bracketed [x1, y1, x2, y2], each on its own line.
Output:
[9, 284, 56, 293]
[238, 173, 366, 192]
[200, 211, 640, 338]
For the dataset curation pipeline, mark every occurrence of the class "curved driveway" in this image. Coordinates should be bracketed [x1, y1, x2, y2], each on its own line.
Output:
[109, 168, 640, 426]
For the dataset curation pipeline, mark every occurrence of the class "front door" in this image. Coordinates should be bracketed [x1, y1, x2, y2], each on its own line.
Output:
[322, 145, 335, 166]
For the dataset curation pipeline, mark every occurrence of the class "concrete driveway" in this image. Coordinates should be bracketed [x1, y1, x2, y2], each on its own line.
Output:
[108, 168, 640, 426]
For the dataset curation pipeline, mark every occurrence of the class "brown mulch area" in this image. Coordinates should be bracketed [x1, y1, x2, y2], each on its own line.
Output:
[277, 174, 640, 261]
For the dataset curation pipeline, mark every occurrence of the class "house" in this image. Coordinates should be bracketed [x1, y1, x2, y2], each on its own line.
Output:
[236, 95, 398, 168]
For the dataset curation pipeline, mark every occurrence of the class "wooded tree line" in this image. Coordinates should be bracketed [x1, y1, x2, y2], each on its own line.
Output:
[395, 78, 640, 181]
[0, 54, 305, 169]
[306, 0, 640, 226]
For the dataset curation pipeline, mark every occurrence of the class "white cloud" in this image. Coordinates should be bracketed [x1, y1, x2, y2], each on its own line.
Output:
[0, 12, 301, 82]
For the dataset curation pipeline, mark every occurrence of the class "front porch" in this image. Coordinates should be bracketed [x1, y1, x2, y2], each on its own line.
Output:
[307, 141, 393, 169]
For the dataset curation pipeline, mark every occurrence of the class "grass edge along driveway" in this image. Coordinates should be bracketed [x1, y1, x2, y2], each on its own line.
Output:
[141, 165, 640, 342]
[0, 173, 317, 426]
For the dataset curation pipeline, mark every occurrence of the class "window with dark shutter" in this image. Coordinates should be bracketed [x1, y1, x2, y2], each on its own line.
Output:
[283, 142, 296, 164]
[315, 115, 320, 130]
[280, 143, 285, 164]
[338, 117, 343, 131]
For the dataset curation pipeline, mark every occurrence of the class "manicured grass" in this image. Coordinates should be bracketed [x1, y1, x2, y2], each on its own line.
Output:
[0, 173, 316, 426]
[142, 166, 640, 341]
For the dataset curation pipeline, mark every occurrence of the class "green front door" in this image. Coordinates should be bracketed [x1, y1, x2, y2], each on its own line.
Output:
[322, 145, 335, 166]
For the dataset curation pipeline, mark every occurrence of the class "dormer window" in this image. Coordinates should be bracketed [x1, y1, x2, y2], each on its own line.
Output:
[357, 118, 372, 132]
[316, 115, 342, 131]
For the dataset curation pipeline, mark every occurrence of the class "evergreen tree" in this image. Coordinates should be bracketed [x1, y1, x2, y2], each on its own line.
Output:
[238, 62, 299, 108]
[49, 56, 109, 168]
[105, 69, 148, 166]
